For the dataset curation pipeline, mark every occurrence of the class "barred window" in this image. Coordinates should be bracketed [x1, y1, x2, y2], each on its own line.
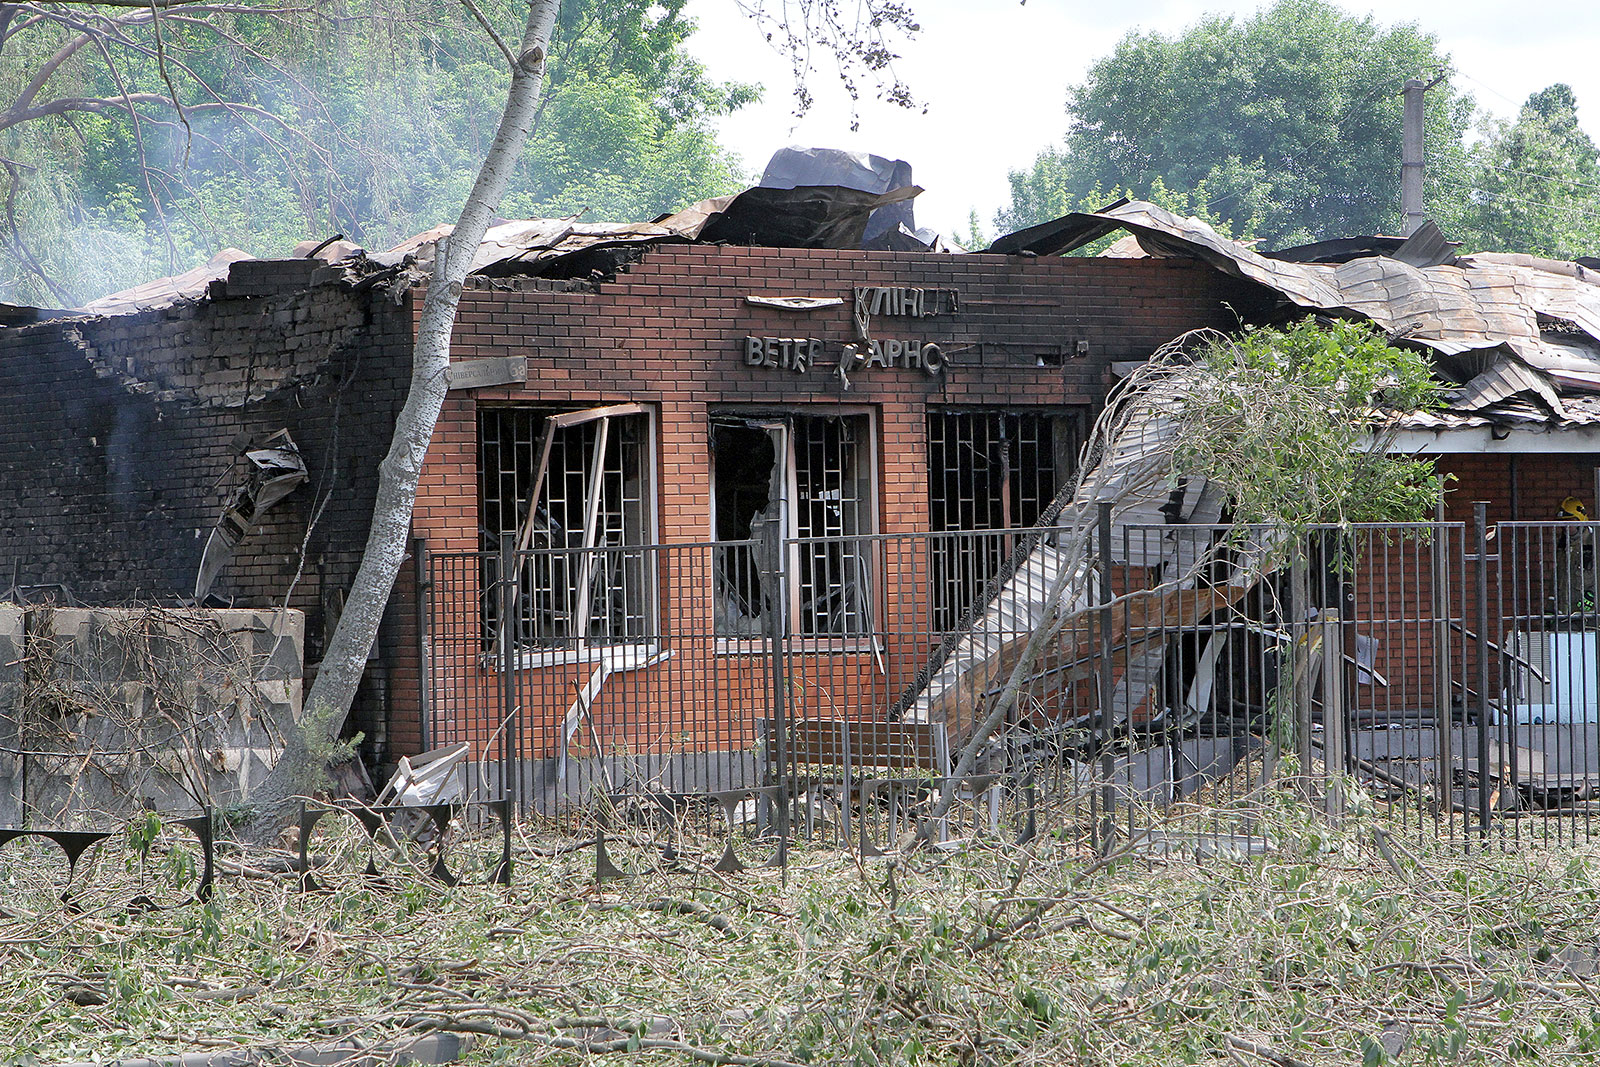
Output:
[927, 409, 1086, 630]
[479, 405, 653, 648]
[711, 411, 876, 639]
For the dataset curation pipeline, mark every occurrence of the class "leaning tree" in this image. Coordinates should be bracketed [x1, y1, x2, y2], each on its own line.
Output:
[238, 0, 926, 834]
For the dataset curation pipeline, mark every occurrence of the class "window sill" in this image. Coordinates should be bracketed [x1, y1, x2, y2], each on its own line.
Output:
[496, 643, 667, 671]
[715, 638, 883, 656]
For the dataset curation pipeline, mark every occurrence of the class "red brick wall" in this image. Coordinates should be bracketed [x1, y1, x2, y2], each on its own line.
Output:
[401, 246, 1265, 756]
[1349, 452, 1600, 720]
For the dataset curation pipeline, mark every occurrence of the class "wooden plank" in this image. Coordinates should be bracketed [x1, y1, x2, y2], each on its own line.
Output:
[445, 356, 526, 390]
[786, 719, 943, 772]
[548, 402, 646, 428]
[926, 584, 1248, 744]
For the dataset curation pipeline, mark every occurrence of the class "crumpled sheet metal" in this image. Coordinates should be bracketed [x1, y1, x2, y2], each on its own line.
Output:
[1006, 201, 1600, 363]
[758, 146, 918, 244]
[380, 215, 700, 275]
[194, 430, 308, 601]
[80, 248, 253, 317]
[1442, 348, 1568, 419]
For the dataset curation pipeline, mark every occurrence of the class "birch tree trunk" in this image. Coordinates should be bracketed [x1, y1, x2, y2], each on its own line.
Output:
[243, 0, 561, 837]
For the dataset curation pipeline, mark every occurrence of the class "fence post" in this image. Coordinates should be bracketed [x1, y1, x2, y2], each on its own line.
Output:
[1319, 608, 1347, 821]
[758, 517, 790, 868]
[1286, 546, 1311, 798]
[1096, 502, 1117, 853]
[497, 542, 517, 811]
[1473, 502, 1493, 842]
[414, 536, 431, 754]
[1432, 501, 1453, 831]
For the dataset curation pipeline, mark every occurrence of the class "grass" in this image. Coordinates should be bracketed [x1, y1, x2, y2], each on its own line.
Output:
[4, 790, 1600, 1066]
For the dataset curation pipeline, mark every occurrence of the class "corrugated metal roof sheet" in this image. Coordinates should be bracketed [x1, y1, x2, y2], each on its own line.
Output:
[1001, 200, 1600, 431]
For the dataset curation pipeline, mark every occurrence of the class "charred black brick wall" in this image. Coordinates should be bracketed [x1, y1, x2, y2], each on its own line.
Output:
[0, 281, 413, 665]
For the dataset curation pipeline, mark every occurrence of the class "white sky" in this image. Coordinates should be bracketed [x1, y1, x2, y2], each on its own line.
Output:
[680, 0, 1600, 242]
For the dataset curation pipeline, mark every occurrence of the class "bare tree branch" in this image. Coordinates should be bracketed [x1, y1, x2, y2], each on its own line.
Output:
[0, 159, 76, 306]
[146, 0, 194, 161]
[458, 0, 513, 69]
[732, 0, 922, 126]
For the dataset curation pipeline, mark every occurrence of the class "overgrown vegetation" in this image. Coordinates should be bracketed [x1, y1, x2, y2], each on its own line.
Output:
[5, 796, 1600, 1065]
[1170, 320, 1443, 532]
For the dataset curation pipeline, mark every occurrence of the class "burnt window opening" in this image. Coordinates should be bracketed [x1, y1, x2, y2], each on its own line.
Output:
[479, 405, 653, 649]
[711, 412, 877, 639]
[927, 409, 1087, 630]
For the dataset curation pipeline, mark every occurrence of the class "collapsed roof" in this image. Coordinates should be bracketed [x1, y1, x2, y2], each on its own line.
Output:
[987, 200, 1600, 434]
[8, 186, 1600, 441]
[1, 182, 924, 322]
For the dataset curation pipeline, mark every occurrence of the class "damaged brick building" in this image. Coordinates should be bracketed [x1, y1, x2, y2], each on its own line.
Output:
[0, 190, 1264, 790]
[6, 186, 1600, 808]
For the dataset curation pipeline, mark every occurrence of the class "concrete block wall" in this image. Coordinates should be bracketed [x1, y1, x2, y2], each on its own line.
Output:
[0, 604, 304, 823]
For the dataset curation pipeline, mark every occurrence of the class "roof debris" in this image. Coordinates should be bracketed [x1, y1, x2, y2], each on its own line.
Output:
[194, 430, 307, 602]
[985, 200, 1600, 433]
[8, 180, 1599, 444]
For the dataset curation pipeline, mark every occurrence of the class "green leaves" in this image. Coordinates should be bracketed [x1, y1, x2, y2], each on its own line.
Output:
[999, 0, 1474, 248]
[1, 0, 753, 305]
[1437, 84, 1600, 258]
[1170, 319, 1443, 533]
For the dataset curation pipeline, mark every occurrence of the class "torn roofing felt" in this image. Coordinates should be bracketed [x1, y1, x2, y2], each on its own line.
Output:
[986, 200, 1600, 431]
[758, 145, 946, 250]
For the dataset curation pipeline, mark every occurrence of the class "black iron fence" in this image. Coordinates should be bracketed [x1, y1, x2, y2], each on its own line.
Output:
[418, 508, 1600, 857]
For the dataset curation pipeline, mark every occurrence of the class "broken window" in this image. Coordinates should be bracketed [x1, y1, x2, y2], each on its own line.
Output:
[711, 412, 877, 639]
[927, 409, 1086, 630]
[479, 405, 653, 648]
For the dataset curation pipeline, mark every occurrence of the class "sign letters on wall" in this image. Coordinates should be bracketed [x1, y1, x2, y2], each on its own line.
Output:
[743, 285, 962, 380]
[744, 336, 820, 373]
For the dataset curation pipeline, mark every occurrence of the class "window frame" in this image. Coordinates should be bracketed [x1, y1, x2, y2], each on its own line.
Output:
[708, 406, 881, 651]
[477, 401, 659, 666]
[925, 406, 1088, 632]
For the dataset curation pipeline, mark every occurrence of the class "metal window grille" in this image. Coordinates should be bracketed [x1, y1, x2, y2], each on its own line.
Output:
[795, 414, 873, 637]
[711, 412, 876, 638]
[478, 406, 651, 647]
[927, 409, 1085, 630]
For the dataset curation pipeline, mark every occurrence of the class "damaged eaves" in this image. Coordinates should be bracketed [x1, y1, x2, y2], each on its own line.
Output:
[9, 175, 1600, 446]
[4, 182, 928, 331]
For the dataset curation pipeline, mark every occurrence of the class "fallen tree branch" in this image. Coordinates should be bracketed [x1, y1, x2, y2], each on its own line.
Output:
[1223, 1033, 1314, 1067]
[399, 1011, 806, 1067]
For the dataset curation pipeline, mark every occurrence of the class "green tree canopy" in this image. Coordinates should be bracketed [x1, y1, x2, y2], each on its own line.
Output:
[0, 0, 756, 306]
[997, 0, 1473, 249]
[1438, 84, 1600, 259]
[1172, 319, 1442, 531]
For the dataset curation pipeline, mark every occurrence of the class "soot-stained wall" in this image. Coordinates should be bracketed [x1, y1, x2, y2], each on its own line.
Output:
[0, 274, 415, 766]
[0, 278, 410, 609]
